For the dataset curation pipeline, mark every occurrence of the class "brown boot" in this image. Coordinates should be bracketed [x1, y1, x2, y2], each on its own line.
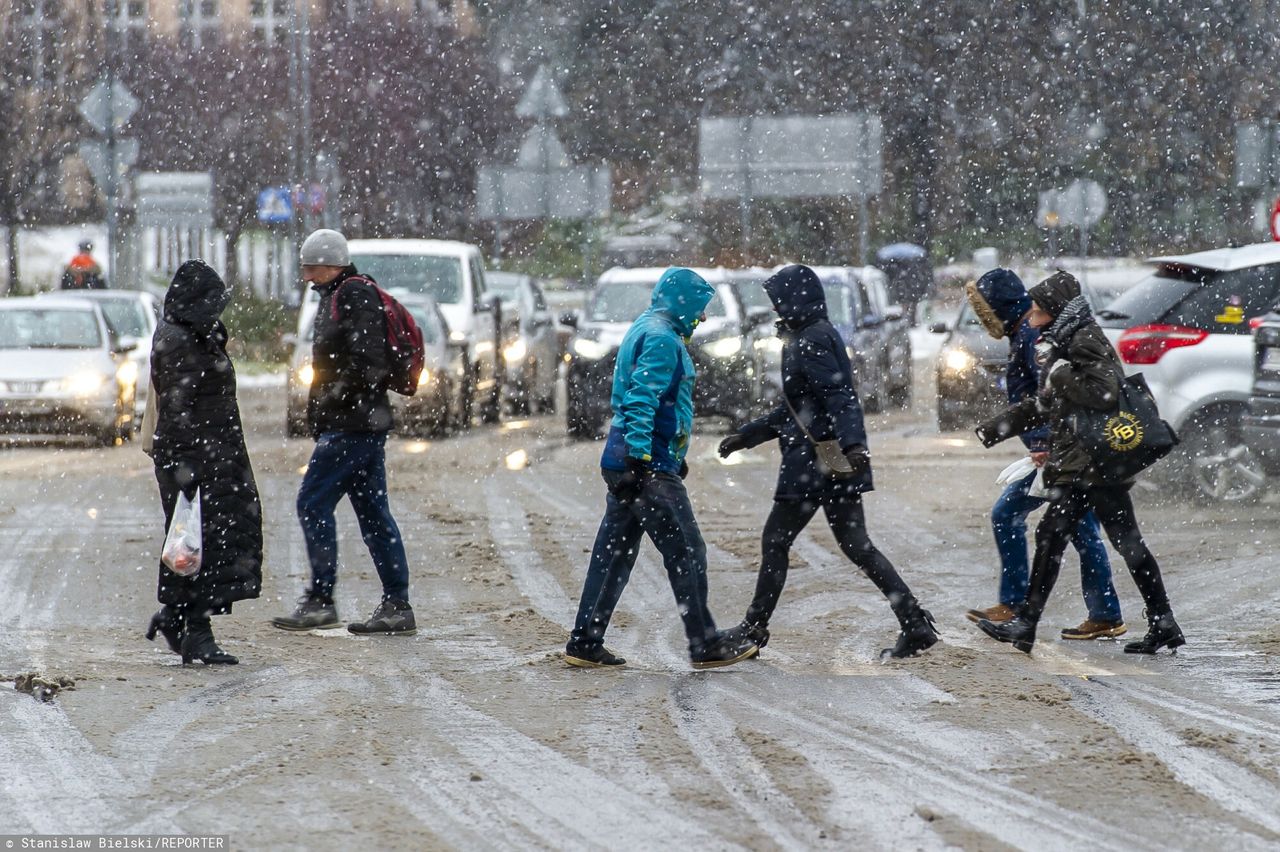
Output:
[1061, 619, 1127, 640]
[965, 603, 1017, 624]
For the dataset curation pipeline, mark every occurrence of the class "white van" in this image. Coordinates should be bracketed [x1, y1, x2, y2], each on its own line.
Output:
[299, 239, 503, 425]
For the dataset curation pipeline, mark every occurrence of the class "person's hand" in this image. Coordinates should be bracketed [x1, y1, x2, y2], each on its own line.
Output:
[1034, 339, 1057, 368]
[1046, 357, 1071, 381]
[679, 459, 689, 480]
[1030, 451, 1049, 467]
[718, 433, 750, 458]
[610, 457, 650, 503]
[843, 444, 871, 479]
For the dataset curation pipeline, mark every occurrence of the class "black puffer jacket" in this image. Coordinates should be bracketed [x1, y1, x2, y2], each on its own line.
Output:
[307, 267, 393, 436]
[976, 271, 1124, 487]
[150, 260, 263, 612]
[733, 264, 873, 501]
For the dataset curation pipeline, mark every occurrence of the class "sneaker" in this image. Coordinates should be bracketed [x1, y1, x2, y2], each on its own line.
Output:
[690, 630, 760, 670]
[1061, 619, 1127, 640]
[965, 603, 1017, 624]
[272, 591, 341, 631]
[564, 644, 627, 668]
[348, 597, 417, 635]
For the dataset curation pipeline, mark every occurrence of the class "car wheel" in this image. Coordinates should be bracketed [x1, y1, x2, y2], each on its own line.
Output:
[458, 357, 475, 430]
[889, 367, 913, 410]
[480, 365, 503, 425]
[1181, 410, 1267, 504]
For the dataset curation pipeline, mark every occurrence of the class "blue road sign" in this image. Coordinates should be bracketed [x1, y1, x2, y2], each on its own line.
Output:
[257, 187, 293, 224]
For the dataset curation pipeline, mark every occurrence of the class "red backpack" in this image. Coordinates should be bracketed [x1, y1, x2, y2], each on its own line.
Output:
[330, 275, 425, 396]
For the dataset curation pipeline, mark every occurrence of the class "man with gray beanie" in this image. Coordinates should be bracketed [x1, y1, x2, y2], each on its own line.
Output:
[272, 228, 416, 636]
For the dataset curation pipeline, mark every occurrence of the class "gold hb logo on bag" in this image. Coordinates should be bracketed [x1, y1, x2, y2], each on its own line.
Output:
[1104, 411, 1144, 452]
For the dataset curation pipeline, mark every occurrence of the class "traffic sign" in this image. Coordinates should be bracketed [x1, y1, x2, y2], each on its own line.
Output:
[1037, 179, 1107, 229]
[136, 172, 213, 228]
[257, 187, 293, 223]
[78, 79, 139, 135]
[78, 139, 139, 190]
[515, 65, 568, 120]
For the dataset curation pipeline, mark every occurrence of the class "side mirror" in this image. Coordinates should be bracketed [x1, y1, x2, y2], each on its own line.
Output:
[930, 322, 949, 334]
[113, 337, 139, 355]
[559, 311, 579, 329]
[860, 314, 883, 329]
[884, 305, 904, 322]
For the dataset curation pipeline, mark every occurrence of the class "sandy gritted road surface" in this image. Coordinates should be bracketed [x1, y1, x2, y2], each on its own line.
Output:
[1, 378, 1278, 851]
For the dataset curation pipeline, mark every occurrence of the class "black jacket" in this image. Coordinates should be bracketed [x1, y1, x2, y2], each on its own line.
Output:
[307, 267, 393, 436]
[976, 272, 1124, 487]
[150, 260, 263, 611]
[733, 264, 873, 500]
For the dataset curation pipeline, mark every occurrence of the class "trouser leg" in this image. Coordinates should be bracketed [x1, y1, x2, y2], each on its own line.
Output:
[1022, 486, 1091, 623]
[1071, 509, 1123, 622]
[991, 472, 1040, 606]
[348, 434, 411, 602]
[1088, 486, 1171, 615]
[296, 432, 359, 599]
[569, 472, 644, 649]
[744, 500, 819, 628]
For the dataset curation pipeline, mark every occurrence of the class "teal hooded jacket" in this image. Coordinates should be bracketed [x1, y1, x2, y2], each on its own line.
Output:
[600, 268, 716, 474]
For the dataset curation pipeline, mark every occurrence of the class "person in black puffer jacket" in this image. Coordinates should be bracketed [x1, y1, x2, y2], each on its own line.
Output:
[973, 271, 1184, 655]
[718, 264, 938, 659]
[146, 260, 263, 665]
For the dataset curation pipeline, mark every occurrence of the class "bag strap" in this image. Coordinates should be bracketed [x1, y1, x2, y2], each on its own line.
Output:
[782, 394, 821, 447]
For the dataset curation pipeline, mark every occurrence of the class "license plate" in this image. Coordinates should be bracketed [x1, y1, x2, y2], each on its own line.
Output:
[7, 381, 40, 394]
[1265, 348, 1280, 373]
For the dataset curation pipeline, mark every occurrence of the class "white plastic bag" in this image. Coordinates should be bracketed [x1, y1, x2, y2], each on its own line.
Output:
[161, 487, 202, 577]
[1028, 468, 1050, 499]
[995, 456, 1036, 486]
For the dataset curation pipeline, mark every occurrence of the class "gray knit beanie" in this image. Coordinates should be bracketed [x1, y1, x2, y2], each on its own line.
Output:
[300, 229, 350, 267]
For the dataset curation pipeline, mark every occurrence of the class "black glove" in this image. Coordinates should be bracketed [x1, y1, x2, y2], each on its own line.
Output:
[843, 444, 871, 479]
[679, 459, 689, 480]
[610, 457, 651, 503]
[718, 433, 750, 458]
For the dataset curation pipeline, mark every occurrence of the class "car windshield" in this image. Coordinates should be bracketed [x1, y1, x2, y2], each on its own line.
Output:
[406, 305, 440, 345]
[0, 309, 102, 349]
[823, 285, 856, 325]
[589, 281, 727, 323]
[96, 299, 150, 339]
[1095, 264, 1280, 333]
[351, 254, 464, 304]
[486, 275, 524, 301]
[733, 279, 772, 312]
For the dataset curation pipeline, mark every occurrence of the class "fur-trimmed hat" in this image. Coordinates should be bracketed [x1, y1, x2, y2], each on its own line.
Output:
[966, 268, 1030, 339]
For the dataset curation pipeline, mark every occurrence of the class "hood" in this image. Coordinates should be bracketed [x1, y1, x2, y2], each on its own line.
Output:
[650, 267, 715, 337]
[967, 268, 1029, 339]
[163, 260, 230, 331]
[763, 264, 828, 329]
[1028, 270, 1081, 319]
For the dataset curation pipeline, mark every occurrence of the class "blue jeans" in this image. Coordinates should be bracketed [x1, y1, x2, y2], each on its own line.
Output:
[569, 470, 719, 657]
[992, 471, 1121, 622]
[297, 431, 409, 602]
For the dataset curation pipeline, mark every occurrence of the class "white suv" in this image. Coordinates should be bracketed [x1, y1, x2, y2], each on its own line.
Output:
[1096, 242, 1280, 502]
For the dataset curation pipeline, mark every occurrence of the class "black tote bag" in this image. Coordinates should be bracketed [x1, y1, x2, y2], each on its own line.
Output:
[1068, 372, 1178, 483]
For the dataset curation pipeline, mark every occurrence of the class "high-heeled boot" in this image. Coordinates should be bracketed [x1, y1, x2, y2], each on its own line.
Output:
[977, 613, 1037, 654]
[181, 613, 239, 665]
[1123, 610, 1185, 654]
[883, 595, 940, 659]
[145, 605, 183, 654]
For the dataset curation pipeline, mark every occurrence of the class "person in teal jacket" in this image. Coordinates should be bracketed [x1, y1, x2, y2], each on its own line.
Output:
[566, 267, 760, 669]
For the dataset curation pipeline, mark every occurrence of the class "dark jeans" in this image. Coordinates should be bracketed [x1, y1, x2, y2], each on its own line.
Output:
[745, 496, 912, 628]
[1024, 484, 1170, 623]
[297, 431, 409, 602]
[993, 471, 1122, 621]
[569, 470, 718, 657]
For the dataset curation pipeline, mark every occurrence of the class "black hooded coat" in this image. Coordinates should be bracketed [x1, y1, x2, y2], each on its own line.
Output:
[733, 264, 873, 500]
[150, 260, 263, 612]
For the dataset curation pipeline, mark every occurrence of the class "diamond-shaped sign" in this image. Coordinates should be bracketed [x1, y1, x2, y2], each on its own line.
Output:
[515, 65, 568, 120]
[78, 79, 139, 135]
[78, 139, 139, 189]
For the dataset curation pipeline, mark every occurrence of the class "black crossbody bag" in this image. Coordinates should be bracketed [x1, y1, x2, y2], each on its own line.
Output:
[1067, 370, 1178, 483]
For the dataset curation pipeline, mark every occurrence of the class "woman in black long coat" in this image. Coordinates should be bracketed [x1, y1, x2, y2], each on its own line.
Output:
[718, 264, 938, 658]
[144, 260, 263, 664]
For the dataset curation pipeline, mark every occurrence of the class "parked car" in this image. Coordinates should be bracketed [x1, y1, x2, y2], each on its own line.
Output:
[725, 267, 783, 412]
[853, 265, 914, 410]
[562, 267, 770, 439]
[807, 267, 894, 413]
[1097, 243, 1280, 502]
[300, 240, 503, 426]
[287, 294, 465, 438]
[0, 297, 138, 445]
[1244, 307, 1280, 475]
[932, 266, 1142, 432]
[36, 288, 158, 421]
[486, 271, 560, 415]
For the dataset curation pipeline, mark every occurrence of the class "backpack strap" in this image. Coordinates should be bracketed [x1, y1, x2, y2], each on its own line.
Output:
[329, 274, 375, 322]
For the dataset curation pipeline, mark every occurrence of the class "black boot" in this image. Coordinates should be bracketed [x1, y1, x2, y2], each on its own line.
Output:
[145, 605, 183, 654]
[181, 613, 239, 665]
[883, 596, 940, 659]
[977, 613, 1037, 654]
[737, 619, 770, 649]
[1123, 610, 1185, 654]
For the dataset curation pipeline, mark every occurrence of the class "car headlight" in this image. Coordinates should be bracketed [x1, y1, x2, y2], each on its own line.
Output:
[116, 360, 139, 388]
[571, 338, 611, 360]
[941, 348, 976, 374]
[449, 330, 467, 343]
[704, 336, 743, 359]
[417, 368, 431, 388]
[753, 336, 783, 354]
[298, 363, 315, 386]
[504, 337, 528, 363]
[63, 370, 109, 397]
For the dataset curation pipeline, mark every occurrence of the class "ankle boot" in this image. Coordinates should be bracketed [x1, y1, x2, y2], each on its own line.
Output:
[977, 613, 1037, 654]
[145, 605, 183, 654]
[181, 614, 239, 665]
[1123, 610, 1185, 654]
[883, 596, 940, 659]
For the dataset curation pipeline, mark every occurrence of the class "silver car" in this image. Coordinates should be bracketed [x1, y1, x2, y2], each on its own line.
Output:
[487, 271, 560, 415]
[0, 297, 138, 445]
